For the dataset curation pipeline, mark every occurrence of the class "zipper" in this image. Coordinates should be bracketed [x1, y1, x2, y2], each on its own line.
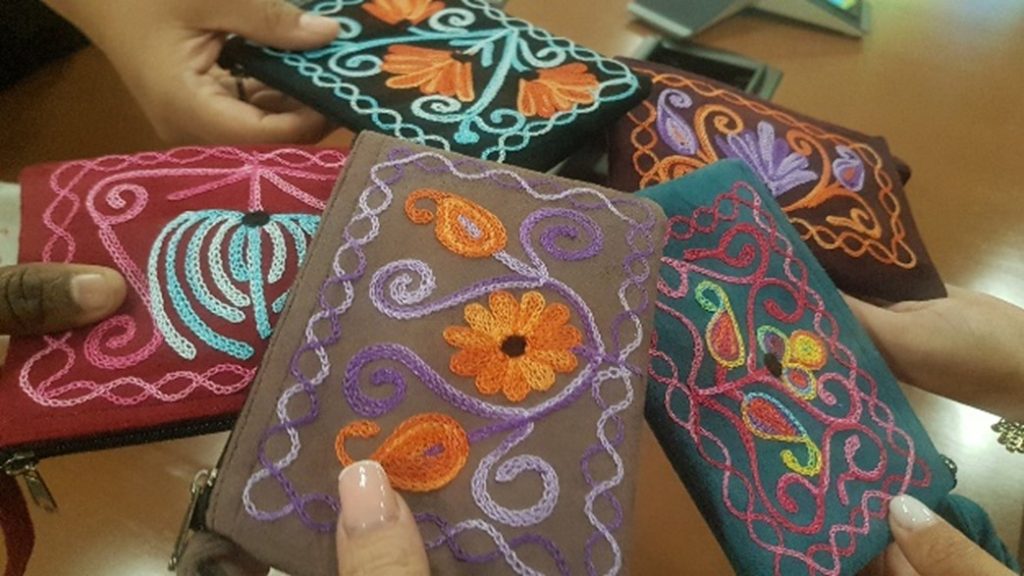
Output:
[0, 416, 235, 512]
[169, 468, 218, 571]
[2, 453, 57, 512]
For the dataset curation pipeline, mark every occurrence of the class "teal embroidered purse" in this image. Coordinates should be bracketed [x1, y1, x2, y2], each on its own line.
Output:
[638, 160, 955, 576]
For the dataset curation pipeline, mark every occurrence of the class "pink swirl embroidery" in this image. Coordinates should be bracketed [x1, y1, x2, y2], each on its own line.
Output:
[19, 147, 345, 407]
[648, 181, 933, 575]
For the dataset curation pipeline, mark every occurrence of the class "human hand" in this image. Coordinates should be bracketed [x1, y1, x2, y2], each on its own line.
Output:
[867, 495, 1016, 576]
[43, 0, 340, 144]
[845, 285, 1024, 421]
[336, 460, 430, 576]
[0, 264, 126, 365]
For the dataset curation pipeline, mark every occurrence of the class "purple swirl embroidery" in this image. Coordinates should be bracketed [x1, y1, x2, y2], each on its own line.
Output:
[521, 208, 604, 262]
[472, 423, 560, 527]
[418, 513, 570, 576]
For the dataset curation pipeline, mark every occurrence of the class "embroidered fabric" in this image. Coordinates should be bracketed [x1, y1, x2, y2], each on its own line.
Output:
[207, 133, 665, 576]
[638, 160, 954, 576]
[219, 0, 648, 171]
[607, 58, 946, 303]
[0, 146, 345, 449]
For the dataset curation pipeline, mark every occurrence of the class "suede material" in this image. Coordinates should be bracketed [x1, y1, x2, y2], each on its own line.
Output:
[207, 132, 666, 575]
[638, 160, 955, 576]
[609, 58, 946, 303]
[0, 146, 345, 451]
[219, 0, 649, 172]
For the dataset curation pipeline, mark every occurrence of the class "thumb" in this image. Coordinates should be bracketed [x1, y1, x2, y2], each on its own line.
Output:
[215, 0, 339, 51]
[887, 495, 1014, 576]
[0, 264, 126, 336]
[336, 461, 430, 576]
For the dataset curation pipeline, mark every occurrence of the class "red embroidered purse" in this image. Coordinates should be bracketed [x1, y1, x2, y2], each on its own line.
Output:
[0, 146, 346, 576]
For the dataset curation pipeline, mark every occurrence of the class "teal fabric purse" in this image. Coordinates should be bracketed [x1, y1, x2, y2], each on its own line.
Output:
[638, 160, 955, 576]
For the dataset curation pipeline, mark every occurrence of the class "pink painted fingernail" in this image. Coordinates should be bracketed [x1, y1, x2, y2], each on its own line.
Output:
[338, 460, 398, 535]
[889, 495, 937, 531]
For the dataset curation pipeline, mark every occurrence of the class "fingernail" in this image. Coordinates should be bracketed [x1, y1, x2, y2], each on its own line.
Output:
[299, 12, 339, 35]
[889, 495, 937, 531]
[70, 274, 110, 313]
[338, 460, 398, 535]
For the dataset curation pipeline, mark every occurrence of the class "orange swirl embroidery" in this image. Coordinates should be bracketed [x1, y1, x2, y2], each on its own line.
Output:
[335, 413, 470, 492]
[627, 65, 917, 269]
[405, 188, 507, 257]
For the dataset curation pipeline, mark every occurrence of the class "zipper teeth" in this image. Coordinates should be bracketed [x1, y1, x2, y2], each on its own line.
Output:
[1, 417, 237, 462]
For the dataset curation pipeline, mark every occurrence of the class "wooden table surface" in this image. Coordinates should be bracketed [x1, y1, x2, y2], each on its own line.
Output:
[1, 1, 1022, 574]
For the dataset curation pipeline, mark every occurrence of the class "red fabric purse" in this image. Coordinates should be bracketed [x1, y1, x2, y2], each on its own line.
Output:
[0, 146, 346, 576]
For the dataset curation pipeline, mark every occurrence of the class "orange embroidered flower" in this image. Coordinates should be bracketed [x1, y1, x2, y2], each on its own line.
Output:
[362, 0, 445, 26]
[516, 63, 599, 119]
[381, 45, 475, 102]
[444, 291, 582, 403]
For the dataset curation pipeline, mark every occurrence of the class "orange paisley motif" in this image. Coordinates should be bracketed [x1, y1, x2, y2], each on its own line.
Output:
[335, 413, 469, 492]
[405, 188, 507, 257]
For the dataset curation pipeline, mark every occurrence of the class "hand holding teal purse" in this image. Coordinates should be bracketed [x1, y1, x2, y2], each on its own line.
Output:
[638, 160, 955, 576]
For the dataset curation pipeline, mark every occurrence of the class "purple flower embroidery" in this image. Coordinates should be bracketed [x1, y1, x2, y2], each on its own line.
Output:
[656, 89, 698, 156]
[716, 121, 817, 198]
[832, 145, 865, 192]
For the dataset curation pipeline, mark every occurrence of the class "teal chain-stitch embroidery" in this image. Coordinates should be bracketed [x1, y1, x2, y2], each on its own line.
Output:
[148, 210, 320, 360]
[260, 0, 639, 161]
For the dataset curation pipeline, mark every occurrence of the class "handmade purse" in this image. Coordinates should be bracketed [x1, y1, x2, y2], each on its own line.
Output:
[638, 159, 955, 575]
[219, 0, 648, 171]
[608, 58, 946, 303]
[181, 131, 666, 575]
[0, 146, 346, 576]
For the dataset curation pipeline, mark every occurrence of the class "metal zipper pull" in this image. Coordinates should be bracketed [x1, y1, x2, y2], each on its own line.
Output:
[169, 468, 218, 571]
[2, 453, 58, 512]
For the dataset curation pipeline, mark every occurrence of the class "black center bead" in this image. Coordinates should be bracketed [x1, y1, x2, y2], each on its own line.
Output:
[500, 335, 528, 358]
[241, 211, 271, 228]
[764, 352, 783, 378]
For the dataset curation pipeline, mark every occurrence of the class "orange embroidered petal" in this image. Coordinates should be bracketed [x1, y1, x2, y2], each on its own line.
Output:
[382, 45, 475, 102]
[518, 357, 556, 393]
[536, 302, 571, 330]
[450, 348, 501, 376]
[362, 0, 445, 26]
[442, 325, 494, 350]
[515, 291, 546, 333]
[475, 358, 509, 395]
[405, 189, 507, 257]
[528, 347, 579, 372]
[501, 359, 530, 402]
[463, 303, 504, 339]
[335, 413, 469, 493]
[444, 290, 581, 403]
[528, 323, 582, 352]
[517, 63, 599, 119]
[489, 291, 519, 328]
